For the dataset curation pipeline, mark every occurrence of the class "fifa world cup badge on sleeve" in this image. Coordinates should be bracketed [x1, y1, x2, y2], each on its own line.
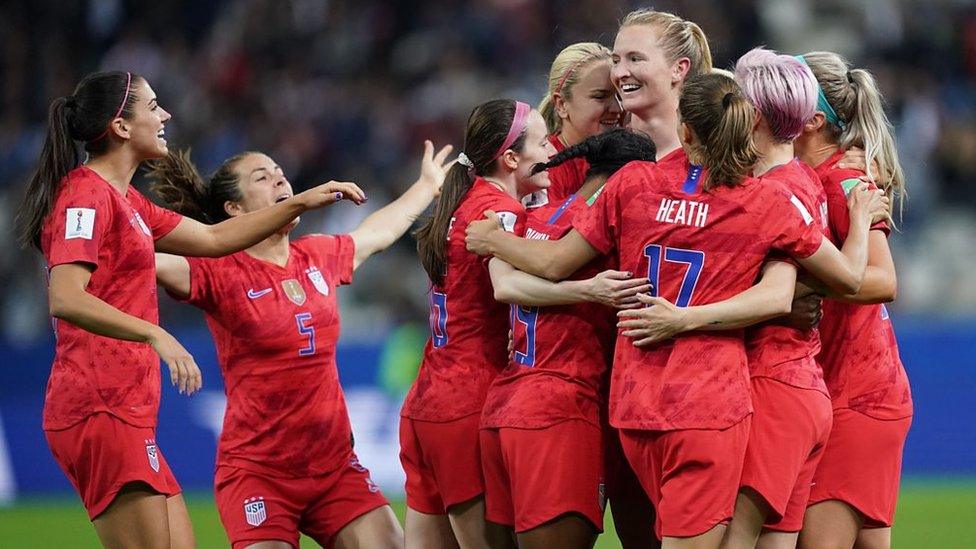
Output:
[496, 211, 518, 233]
[281, 279, 307, 306]
[244, 496, 267, 527]
[145, 439, 160, 473]
[65, 208, 95, 240]
[306, 266, 329, 296]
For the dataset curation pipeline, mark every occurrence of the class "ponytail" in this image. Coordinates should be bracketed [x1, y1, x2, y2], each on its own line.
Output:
[532, 128, 656, 179]
[414, 99, 526, 286]
[147, 149, 250, 224]
[801, 52, 906, 219]
[16, 98, 78, 248]
[679, 73, 759, 189]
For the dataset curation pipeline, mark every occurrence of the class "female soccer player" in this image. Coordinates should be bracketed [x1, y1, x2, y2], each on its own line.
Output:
[793, 52, 911, 549]
[479, 128, 655, 549]
[535, 42, 621, 203]
[15, 71, 362, 549]
[612, 47, 836, 549]
[611, 9, 712, 159]
[464, 73, 885, 548]
[150, 141, 453, 549]
[401, 98, 555, 549]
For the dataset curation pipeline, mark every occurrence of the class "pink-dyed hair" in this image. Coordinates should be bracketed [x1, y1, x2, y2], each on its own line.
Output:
[733, 47, 817, 142]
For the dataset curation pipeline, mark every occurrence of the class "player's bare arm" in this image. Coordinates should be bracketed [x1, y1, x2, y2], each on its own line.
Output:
[466, 215, 599, 280]
[49, 262, 201, 395]
[154, 253, 191, 300]
[617, 260, 798, 346]
[155, 180, 366, 257]
[488, 257, 650, 308]
[350, 141, 453, 269]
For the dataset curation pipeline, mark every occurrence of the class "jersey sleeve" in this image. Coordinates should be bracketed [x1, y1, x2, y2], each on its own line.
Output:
[305, 234, 356, 286]
[179, 256, 219, 310]
[129, 188, 183, 241]
[571, 172, 624, 254]
[45, 185, 114, 271]
[768, 190, 825, 260]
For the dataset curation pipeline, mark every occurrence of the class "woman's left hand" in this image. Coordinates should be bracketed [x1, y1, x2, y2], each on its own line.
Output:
[616, 293, 689, 346]
[419, 140, 455, 196]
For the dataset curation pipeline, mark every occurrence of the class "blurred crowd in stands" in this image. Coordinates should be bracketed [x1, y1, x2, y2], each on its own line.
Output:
[1, 0, 974, 344]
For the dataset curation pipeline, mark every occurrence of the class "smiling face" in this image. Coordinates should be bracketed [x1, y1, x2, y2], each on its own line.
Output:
[226, 153, 298, 232]
[611, 25, 684, 115]
[120, 79, 171, 160]
[558, 60, 623, 138]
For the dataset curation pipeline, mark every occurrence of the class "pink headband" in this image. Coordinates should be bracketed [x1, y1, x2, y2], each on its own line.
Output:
[554, 58, 588, 96]
[92, 71, 132, 142]
[491, 101, 531, 161]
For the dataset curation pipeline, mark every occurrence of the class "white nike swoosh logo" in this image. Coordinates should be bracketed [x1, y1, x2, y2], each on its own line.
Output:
[247, 288, 273, 299]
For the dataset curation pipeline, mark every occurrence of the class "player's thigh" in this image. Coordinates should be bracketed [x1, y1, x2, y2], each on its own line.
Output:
[756, 530, 799, 549]
[724, 489, 772, 549]
[798, 500, 862, 549]
[447, 496, 515, 549]
[854, 527, 891, 549]
[165, 493, 196, 549]
[660, 523, 725, 549]
[517, 513, 598, 549]
[405, 508, 459, 549]
[93, 481, 171, 549]
[332, 505, 403, 549]
[241, 542, 292, 549]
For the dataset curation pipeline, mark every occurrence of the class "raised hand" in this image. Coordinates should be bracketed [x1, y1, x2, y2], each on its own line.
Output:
[297, 180, 367, 209]
[419, 140, 455, 196]
[848, 183, 889, 225]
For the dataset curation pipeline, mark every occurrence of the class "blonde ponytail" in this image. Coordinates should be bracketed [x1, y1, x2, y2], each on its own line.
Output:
[621, 9, 713, 78]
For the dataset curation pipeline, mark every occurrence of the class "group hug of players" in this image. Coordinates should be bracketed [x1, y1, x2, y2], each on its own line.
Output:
[18, 7, 911, 549]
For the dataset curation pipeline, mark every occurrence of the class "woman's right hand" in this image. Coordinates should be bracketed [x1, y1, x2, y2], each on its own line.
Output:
[148, 327, 202, 396]
[847, 183, 889, 226]
[295, 181, 367, 210]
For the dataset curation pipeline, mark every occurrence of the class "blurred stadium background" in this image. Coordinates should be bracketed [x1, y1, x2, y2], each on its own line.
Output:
[0, 0, 974, 546]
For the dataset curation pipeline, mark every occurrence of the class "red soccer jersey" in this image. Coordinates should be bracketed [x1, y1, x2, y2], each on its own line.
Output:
[814, 150, 912, 419]
[180, 234, 356, 477]
[41, 167, 182, 430]
[481, 195, 616, 430]
[401, 178, 526, 422]
[545, 134, 589, 203]
[573, 150, 824, 431]
[745, 159, 830, 394]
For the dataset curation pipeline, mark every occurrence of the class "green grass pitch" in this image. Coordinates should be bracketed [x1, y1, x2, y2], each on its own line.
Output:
[1, 479, 974, 547]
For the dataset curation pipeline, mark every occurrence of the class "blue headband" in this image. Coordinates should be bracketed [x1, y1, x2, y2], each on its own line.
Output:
[795, 55, 846, 131]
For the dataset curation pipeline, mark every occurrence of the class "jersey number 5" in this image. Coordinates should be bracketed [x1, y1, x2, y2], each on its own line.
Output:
[644, 244, 705, 307]
[295, 313, 315, 356]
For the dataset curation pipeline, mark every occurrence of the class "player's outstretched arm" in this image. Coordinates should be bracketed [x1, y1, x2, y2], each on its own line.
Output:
[49, 263, 202, 395]
[488, 258, 651, 308]
[617, 260, 798, 346]
[802, 231, 897, 304]
[797, 183, 887, 295]
[155, 253, 191, 300]
[349, 141, 454, 270]
[466, 216, 598, 281]
[155, 180, 366, 257]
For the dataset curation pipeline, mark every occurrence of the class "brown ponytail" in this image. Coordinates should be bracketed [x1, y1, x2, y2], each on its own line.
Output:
[147, 149, 251, 224]
[679, 73, 759, 189]
[414, 99, 526, 286]
[16, 71, 140, 249]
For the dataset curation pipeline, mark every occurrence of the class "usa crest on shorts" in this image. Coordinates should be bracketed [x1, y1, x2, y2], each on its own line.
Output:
[244, 496, 267, 526]
[306, 266, 329, 296]
[281, 279, 307, 305]
[145, 439, 160, 473]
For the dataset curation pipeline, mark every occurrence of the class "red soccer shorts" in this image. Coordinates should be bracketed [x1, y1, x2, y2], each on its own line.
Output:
[44, 412, 181, 520]
[739, 377, 833, 532]
[619, 416, 751, 539]
[480, 420, 605, 533]
[399, 414, 484, 514]
[808, 408, 912, 527]
[214, 453, 389, 549]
